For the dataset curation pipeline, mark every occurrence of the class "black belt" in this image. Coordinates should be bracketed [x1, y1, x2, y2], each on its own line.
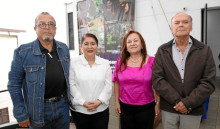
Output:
[44, 93, 66, 103]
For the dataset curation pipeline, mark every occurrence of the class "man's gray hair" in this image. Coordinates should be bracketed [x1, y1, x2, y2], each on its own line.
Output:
[35, 12, 56, 26]
[171, 12, 193, 26]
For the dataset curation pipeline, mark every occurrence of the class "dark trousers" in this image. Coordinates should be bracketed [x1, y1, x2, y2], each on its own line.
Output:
[71, 108, 109, 129]
[120, 101, 155, 129]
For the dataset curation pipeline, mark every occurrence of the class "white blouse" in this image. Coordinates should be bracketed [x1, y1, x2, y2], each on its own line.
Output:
[69, 55, 112, 114]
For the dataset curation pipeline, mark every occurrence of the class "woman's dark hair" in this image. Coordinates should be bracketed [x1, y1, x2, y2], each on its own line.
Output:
[81, 33, 98, 45]
[119, 30, 147, 72]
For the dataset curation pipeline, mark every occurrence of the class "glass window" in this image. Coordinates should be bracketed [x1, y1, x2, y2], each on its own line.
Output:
[68, 12, 74, 50]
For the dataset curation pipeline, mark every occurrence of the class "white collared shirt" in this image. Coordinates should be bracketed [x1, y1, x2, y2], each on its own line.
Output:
[69, 55, 112, 114]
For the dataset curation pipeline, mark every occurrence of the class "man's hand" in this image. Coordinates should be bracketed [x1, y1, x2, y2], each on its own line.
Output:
[18, 118, 30, 127]
[174, 101, 189, 114]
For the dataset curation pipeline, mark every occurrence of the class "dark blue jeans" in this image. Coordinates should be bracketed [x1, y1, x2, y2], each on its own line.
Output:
[30, 97, 70, 129]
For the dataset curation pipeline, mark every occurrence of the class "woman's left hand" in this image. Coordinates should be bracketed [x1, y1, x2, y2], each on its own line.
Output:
[155, 102, 160, 118]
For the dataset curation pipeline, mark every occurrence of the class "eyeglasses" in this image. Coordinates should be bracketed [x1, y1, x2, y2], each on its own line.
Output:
[36, 22, 56, 29]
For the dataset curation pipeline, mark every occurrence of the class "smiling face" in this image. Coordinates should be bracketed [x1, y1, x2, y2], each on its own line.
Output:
[34, 14, 56, 42]
[171, 13, 192, 37]
[126, 33, 142, 55]
[82, 36, 98, 58]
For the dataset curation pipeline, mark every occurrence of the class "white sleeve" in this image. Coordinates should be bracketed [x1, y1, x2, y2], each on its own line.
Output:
[98, 61, 113, 105]
[69, 59, 85, 106]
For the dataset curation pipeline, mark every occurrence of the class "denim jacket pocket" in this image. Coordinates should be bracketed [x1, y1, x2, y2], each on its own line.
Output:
[24, 66, 39, 84]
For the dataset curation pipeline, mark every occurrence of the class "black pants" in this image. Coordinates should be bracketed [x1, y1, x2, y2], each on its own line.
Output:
[120, 101, 155, 129]
[71, 108, 109, 129]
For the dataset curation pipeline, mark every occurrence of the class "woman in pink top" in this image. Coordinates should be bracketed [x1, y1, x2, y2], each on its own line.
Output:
[113, 30, 160, 129]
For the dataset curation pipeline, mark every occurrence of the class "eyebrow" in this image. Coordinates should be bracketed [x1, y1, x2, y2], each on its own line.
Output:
[174, 20, 189, 22]
[39, 21, 55, 23]
[128, 38, 138, 40]
[84, 41, 96, 43]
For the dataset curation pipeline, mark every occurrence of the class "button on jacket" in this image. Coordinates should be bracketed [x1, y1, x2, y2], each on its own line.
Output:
[69, 55, 112, 114]
[152, 36, 216, 115]
[8, 39, 70, 127]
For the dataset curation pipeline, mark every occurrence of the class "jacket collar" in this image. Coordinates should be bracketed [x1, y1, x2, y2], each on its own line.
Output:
[80, 54, 102, 65]
[162, 36, 205, 55]
[32, 38, 63, 55]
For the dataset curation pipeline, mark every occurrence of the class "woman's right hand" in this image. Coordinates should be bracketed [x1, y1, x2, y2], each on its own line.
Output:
[83, 101, 101, 112]
[115, 101, 121, 116]
[83, 101, 95, 111]
[83, 101, 90, 108]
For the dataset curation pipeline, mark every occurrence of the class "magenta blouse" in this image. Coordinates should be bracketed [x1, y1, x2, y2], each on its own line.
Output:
[113, 56, 155, 105]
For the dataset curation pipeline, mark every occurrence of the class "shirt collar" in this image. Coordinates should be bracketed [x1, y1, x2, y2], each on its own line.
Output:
[39, 39, 56, 53]
[80, 54, 102, 65]
[173, 37, 192, 46]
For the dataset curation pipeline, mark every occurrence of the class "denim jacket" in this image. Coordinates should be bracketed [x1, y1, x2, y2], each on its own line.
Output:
[8, 39, 70, 127]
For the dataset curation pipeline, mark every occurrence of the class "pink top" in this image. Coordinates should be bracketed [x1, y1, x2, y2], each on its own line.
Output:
[113, 56, 155, 105]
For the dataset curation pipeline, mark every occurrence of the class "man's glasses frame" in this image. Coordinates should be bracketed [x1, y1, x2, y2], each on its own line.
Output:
[36, 22, 56, 29]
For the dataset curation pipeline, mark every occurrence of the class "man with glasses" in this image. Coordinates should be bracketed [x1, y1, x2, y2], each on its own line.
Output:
[8, 12, 70, 129]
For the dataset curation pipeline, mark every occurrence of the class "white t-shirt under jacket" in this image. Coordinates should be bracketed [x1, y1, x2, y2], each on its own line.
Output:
[69, 55, 112, 114]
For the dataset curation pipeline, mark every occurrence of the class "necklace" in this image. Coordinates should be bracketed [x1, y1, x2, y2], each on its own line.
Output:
[130, 56, 142, 67]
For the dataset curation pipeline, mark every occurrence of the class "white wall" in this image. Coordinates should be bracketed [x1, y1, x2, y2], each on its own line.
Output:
[135, 0, 220, 56]
[0, 0, 72, 45]
[0, 36, 17, 90]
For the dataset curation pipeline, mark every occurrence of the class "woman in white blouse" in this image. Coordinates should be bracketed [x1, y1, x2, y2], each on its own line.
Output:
[69, 33, 112, 129]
